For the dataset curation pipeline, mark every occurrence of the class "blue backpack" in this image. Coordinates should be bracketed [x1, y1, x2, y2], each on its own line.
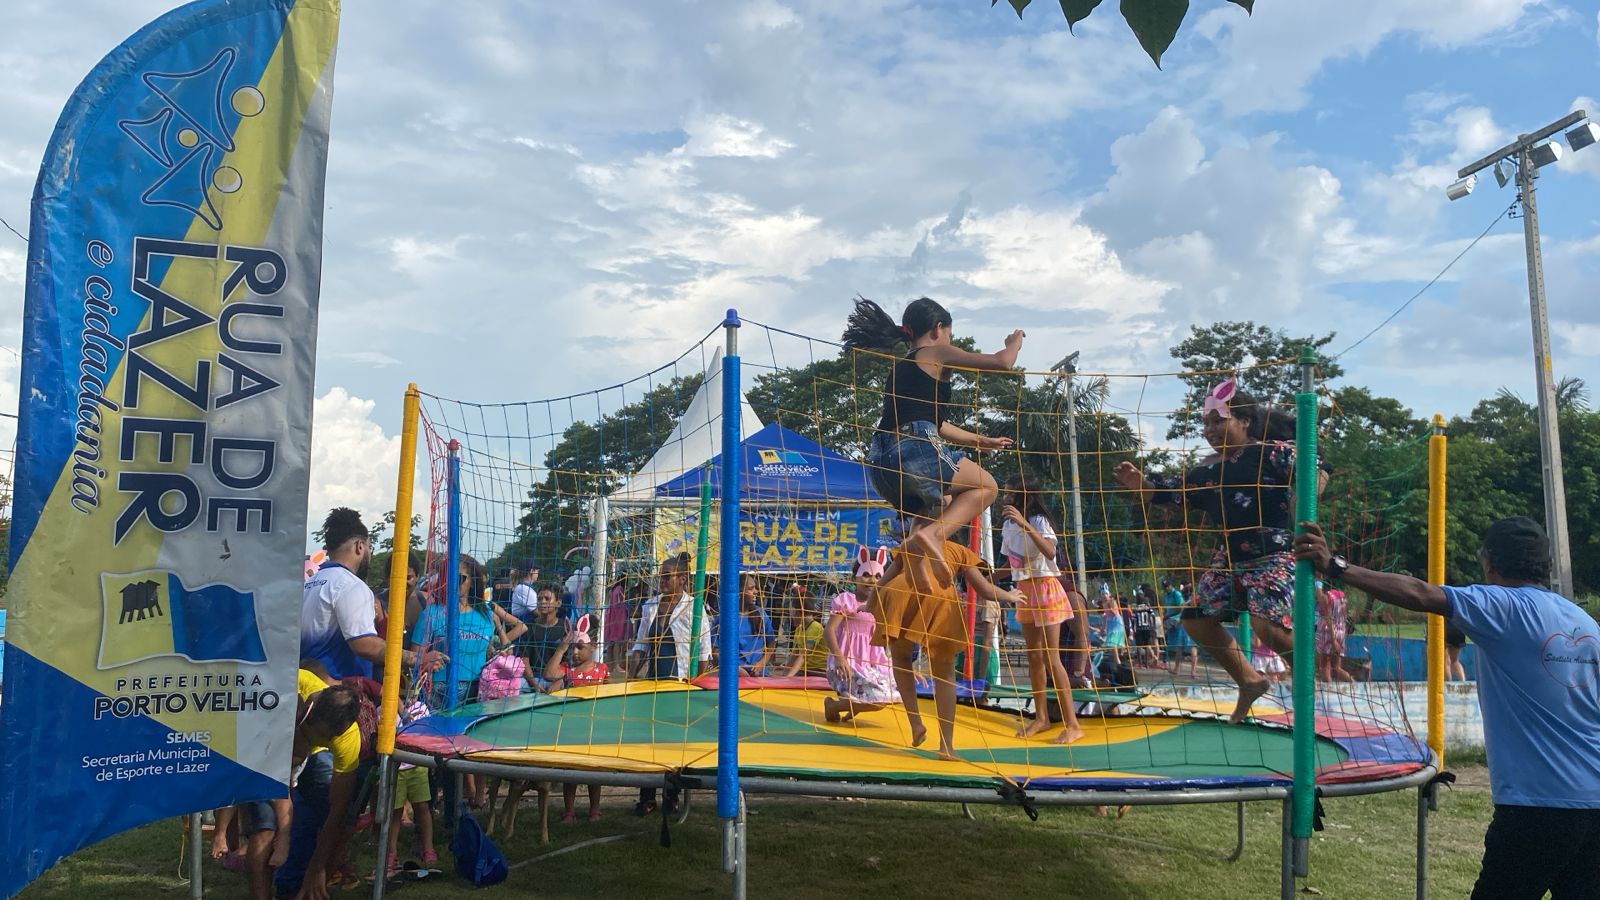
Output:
[451, 805, 509, 887]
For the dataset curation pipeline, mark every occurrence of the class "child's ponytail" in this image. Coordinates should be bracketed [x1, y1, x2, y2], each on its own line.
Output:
[841, 297, 906, 350]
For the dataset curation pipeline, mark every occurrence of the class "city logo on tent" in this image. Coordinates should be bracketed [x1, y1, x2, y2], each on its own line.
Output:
[755, 449, 818, 478]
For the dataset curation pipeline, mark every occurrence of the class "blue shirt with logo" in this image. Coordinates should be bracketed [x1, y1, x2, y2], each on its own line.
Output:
[1443, 583, 1600, 808]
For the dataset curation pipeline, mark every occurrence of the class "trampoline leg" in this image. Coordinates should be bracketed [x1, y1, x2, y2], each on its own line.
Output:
[723, 792, 748, 899]
[188, 812, 203, 900]
[1415, 782, 1434, 900]
[1222, 801, 1246, 863]
[677, 788, 693, 826]
[1280, 797, 1294, 900]
[960, 803, 976, 821]
[372, 757, 394, 900]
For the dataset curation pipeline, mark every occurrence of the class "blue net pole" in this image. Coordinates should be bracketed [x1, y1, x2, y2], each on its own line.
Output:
[445, 439, 462, 709]
[717, 309, 742, 824]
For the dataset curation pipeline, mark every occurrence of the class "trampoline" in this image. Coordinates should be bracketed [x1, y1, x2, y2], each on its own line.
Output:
[378, 317, 1455, 900]
[396, 676, 1431, 793]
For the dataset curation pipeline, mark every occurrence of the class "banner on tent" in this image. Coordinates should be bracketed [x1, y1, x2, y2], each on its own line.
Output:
[654, 506, 898, 572]
[0, 1, 340, 894]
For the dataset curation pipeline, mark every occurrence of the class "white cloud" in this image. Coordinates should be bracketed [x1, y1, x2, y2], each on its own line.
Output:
[682, 113, 794, 159]
[1196, 0, 1549, 115]
[307, 388, 411, 540]
[385, 235, 465, 279]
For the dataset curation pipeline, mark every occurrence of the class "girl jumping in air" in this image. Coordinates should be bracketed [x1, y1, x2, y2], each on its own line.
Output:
[1113, 378, 1327, 723]
[999, 473, 1084, 743]
[843, 296, 1021, 580]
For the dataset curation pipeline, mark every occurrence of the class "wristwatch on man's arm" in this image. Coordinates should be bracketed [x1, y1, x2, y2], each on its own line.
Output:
[1325, 554, 1349, 582]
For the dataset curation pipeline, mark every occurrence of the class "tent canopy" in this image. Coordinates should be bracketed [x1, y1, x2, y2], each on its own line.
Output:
[611, 348, 765, 502]
[652, 423, 883, 504]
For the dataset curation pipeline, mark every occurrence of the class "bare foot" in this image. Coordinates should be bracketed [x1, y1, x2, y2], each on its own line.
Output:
[906, 529, 953, 586]
[269, 835, 289, 868]
[1116, 805, 1131, 819]
[1229, 678, 1271, 724]
[937, 747, 960, 762]
[1052, 724, 1085, 745]
[823, 698, 842, 724]
[1015, 717, 1051, 739]
[209, 836, 229, 860]
[909, 719, 927, 747]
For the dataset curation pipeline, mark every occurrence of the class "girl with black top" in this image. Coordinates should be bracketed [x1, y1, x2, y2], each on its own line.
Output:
[1113, 378, 1328, 724]
[843, 297, 1021, 577]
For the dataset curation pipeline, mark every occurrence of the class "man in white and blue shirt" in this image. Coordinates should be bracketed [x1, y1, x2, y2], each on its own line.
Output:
[1296, 516, 1600, 899]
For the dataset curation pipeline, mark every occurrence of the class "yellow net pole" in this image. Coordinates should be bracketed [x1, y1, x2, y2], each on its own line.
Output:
[378, 383, 423, 756]
[1426, 413, 1447, 766]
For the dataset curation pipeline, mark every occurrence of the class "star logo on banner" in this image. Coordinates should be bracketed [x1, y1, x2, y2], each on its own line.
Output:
[117, 48, 265, 230]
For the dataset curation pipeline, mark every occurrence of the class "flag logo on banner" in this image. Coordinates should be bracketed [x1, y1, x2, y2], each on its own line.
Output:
[98, 571, 266, 669]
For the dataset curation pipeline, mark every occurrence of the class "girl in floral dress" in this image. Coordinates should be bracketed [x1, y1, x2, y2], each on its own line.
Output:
[822, 546, 901, 723]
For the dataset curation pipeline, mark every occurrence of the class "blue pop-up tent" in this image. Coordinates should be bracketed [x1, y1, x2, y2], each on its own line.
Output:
[646, 423, 895, 572]
[653, 423, 881, 503]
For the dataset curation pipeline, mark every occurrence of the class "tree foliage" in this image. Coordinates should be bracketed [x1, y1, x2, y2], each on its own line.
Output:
[498, 375, 705, 578]
[994, 0, 1253, 68]
[1167, 321, 1344, 439]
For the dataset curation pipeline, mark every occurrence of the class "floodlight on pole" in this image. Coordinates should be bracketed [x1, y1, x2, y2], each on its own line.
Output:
[1448, 108, 1593, 597]
[1493, 160, 1510, 189]
[1445, 175, 1476, 201]
[1568, 121, 1600, 152]
[1528, 141, 1563, 168]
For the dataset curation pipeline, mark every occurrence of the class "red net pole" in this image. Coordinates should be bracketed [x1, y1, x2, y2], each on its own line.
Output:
[964, 515, 981, 681]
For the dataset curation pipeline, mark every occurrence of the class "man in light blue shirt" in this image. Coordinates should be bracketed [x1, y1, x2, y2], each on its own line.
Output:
[1295, 516, 1600, 899]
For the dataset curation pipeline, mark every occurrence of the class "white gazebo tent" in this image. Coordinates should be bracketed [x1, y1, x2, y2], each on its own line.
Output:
[590, 348, 763, 654]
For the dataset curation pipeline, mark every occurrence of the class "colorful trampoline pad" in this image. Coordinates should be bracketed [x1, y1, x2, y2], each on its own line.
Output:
[395, 682, 1427, 790]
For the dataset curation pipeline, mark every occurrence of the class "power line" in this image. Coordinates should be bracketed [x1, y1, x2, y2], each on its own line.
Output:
[0, 215, 26, 244]
[1332, 200, 1516, 359]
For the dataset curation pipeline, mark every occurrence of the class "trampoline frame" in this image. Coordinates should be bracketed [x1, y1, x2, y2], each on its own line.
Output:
[389, 748, 1443, 900]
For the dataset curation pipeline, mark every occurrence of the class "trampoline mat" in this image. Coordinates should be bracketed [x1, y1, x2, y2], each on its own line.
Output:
[396, 680, 1428, 792]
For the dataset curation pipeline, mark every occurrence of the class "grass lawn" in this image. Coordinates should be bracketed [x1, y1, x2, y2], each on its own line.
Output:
[20, 768, 1493, 899]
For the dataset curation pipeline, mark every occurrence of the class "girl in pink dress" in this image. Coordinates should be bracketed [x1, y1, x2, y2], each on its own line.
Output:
[823, 546, 901, 723]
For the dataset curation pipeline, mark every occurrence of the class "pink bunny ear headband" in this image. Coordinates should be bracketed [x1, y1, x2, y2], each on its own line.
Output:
[1202, 378, 1238, 420]
[571, 614, 593, 645]
[854, 545, 890, 578]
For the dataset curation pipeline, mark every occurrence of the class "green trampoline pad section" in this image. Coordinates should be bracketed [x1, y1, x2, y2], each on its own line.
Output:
[460, 688, 1350, 786]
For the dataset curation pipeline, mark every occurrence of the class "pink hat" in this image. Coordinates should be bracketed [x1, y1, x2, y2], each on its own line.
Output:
[854, 545, 889, 578]
[1202, 378, 1238, 420]
[570, 614, 593, 645]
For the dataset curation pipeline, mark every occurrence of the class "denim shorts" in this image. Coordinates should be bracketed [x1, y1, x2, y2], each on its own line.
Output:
[867, 421, 965, 518]
[238, 799, 278, 836]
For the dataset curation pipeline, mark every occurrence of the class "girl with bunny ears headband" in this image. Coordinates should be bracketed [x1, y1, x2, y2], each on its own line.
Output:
[821, 546, 900, 723]
[543, 613, 608, 690]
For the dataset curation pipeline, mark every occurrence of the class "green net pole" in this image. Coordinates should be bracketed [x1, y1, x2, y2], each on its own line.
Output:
[1291, 347, 1320, 873]
[689, 463, 714, 678]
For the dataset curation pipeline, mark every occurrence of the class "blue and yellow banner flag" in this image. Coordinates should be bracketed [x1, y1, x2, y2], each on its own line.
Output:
[0, 1, 339, 893]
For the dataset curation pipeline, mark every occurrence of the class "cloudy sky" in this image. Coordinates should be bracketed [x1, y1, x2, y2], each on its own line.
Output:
[1, 0, 1598, 531]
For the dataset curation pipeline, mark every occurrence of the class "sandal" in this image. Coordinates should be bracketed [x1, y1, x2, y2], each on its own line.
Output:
[632, 800, 657, 817]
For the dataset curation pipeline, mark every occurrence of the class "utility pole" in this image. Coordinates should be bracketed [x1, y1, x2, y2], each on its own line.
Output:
[1512, 145, 1574, 597]
[1450, 109, 1589, 597]
[1051, 352, 1089, 593]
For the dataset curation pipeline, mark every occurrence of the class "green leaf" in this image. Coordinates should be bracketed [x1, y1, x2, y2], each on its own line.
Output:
[1226, 0, 1254, 12]
[1120, 0, 1188, 69]
[1005, 0, 1032, 17]
[1059, 0, 1104, 32]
